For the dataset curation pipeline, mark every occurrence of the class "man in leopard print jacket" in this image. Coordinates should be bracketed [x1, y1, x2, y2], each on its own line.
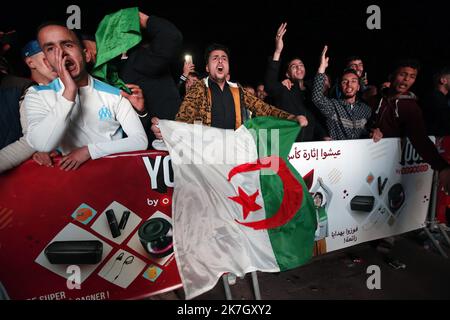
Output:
[151, 43, 308, 139]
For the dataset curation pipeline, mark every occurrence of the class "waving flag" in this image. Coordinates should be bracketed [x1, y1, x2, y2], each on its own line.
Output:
[159, 117, 316, 299]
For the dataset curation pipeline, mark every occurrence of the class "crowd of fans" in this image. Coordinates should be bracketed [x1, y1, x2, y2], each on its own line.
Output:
[1, 11, 449, 195]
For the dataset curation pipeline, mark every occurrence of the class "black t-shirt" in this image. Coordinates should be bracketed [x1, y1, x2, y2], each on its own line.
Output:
[209, 79, 236, 130]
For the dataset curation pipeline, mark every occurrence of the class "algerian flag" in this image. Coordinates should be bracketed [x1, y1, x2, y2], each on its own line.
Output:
[158, 117, 316, 299]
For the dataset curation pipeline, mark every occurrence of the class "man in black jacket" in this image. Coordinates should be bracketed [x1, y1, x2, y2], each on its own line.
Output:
[119, 12, 183, 143]
[264, 23, 328, 142]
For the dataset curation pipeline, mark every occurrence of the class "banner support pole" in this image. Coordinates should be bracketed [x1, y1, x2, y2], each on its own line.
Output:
[0, 282, 10, 300]
[438, 224, 450, 247]
[425, 171, 448, 258]
[221, 272, 262, 300]
[251, 271, 261, 300]
[222, 274, 233, 300]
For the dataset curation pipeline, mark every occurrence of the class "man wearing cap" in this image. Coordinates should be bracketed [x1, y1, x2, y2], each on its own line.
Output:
[22, 40, 60, 168]
[22, 40, 57, 85]
[22, 23, 148, 171]
[1, 40, 63, 173]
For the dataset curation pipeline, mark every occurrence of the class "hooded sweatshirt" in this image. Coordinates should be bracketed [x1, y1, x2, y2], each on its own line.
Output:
[371, 90, 448, 171]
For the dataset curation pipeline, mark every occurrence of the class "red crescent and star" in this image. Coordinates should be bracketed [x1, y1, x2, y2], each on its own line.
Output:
[228, 155, 304, 230]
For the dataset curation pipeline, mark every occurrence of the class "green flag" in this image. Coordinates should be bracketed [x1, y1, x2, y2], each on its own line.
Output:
[92, 7, 142, 92]
[158, 116, 316, 299]
[244, 116, 317, 269]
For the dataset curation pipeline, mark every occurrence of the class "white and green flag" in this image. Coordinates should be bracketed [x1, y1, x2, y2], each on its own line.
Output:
[159, 117, 316, 299]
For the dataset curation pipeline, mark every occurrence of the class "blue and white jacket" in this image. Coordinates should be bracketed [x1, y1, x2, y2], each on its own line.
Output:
[24, 75, 148, 159]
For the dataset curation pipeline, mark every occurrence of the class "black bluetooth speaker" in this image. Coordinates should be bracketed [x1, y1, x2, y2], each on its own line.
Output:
[44, 240, 103, 264]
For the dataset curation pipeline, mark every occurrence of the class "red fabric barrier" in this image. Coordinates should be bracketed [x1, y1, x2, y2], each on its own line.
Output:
[0, 151, 181, 300]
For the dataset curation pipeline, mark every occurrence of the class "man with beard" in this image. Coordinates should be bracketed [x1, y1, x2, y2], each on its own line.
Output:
[151, 43, 307, 139]
[312, 46, 381, 141]
[23, 23, 148, 171]
[345, 56, 377, 102]
[369, 60, 450, 267]
[371, 60, 450, 192]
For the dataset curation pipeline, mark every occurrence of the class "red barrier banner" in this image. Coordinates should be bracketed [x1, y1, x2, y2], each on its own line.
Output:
[1, 137, 448, 300]
[0, 151, 181, 300]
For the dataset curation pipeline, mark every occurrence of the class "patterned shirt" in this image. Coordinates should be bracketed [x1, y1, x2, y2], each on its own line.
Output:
[176, 78, 293, 128]
[312, 73, 372, 140]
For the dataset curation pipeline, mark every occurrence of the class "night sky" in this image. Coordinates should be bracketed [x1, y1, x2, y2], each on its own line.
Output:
[1, 0, 449, 98]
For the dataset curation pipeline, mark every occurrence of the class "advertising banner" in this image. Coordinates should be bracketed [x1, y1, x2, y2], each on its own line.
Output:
[289, 138, 434, 254]
[0, 151, 181, 300]
[0, 137, 436, 299]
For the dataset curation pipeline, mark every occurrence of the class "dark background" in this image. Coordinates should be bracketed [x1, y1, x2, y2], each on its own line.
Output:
[1, 0, 449, 98]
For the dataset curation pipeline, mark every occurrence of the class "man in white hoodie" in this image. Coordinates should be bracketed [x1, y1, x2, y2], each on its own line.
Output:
[24, 23, 148, 171]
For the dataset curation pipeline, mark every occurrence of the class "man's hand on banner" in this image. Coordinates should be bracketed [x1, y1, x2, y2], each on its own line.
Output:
[370, 128, 383, 143]
[151, 117, 163, 139]
[32, 151, 59, 167]
[59, 146, 91, 171]
[439, 167, 450, 195]
[297, 115, 308, 127]
[288, 114, 308, 127]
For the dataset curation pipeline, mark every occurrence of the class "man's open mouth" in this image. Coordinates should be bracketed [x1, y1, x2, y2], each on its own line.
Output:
[65, 60, 76, 72]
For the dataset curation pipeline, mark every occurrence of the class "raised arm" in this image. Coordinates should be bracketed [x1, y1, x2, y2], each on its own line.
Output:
[273, 22, 287, 62]
[312, 46, 335, 117]
[264, 23, 290, 98]
[131, 14, 183, 77]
